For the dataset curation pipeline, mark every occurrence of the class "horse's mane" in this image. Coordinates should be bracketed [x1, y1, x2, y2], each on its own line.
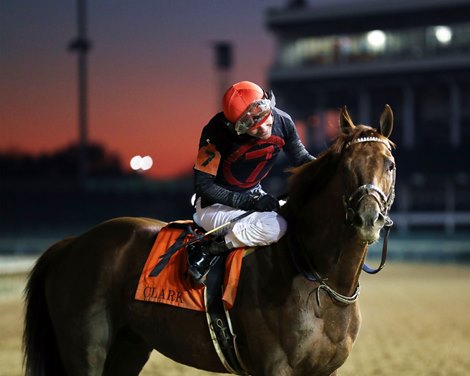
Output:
[287, 125, 393, 208]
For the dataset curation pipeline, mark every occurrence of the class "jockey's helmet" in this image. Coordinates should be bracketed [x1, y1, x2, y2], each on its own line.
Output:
[222, 81, 276, 135]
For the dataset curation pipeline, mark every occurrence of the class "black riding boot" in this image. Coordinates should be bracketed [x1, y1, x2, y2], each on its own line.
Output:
[187, 237, 229, 283]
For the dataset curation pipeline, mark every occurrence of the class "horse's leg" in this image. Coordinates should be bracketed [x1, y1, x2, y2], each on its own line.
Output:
[50, 303, 112, 376]
[103, 328, 152, 375]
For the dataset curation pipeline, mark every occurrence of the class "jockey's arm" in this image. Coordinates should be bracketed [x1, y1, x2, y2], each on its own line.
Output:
[194, 170, 255, 210]
[282, 118, 316, 166]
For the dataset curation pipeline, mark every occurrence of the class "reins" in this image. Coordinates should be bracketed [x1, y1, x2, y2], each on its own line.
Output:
[361, 224, 391, 274]
[287, 228, 361, 307]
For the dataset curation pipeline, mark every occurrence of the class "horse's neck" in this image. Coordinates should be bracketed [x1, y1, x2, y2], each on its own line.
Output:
[288, 180, 366, 297]
[327, 227, 367, 296]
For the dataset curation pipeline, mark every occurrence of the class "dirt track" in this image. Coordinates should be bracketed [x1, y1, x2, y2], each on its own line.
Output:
[1, 262, 469, 376]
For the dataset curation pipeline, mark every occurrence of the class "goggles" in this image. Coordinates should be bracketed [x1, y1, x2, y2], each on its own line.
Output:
[234, 91, 276, 135]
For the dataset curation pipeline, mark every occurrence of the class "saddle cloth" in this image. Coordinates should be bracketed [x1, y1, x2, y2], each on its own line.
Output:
[134, 222, 245, 311]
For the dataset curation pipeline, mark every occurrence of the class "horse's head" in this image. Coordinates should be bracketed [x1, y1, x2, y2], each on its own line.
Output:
[287, 105, 396, 246]
[339, 105, 396, 244]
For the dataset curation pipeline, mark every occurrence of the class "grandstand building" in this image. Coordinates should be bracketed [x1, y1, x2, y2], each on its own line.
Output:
[266, 0, 470, 234]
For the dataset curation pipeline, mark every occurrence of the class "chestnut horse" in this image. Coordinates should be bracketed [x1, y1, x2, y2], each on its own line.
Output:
[23, 106, 396, 376]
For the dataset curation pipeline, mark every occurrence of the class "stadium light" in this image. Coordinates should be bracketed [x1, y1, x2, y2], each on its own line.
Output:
[434, 26, 452, 44]
[130, 155, 153, 171]
[367, 30, 386, 49]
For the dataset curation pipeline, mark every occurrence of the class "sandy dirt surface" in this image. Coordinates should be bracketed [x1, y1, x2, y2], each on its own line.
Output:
[1, 262, 469, 376]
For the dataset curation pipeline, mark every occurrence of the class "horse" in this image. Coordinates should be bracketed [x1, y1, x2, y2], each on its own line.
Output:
[23, 105, 396, 376]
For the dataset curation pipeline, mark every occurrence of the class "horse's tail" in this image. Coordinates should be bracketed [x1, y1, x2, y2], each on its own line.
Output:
[23, 238, 74, 376]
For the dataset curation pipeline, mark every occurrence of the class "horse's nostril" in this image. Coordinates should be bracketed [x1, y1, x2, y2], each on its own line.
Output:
[356, 210, 382, 228]
[377, 212, 385, 225]
[354, 214, 363, 227]
[364, 213, 375, 227]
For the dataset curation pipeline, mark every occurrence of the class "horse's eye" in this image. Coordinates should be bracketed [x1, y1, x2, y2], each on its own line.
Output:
[386, 160, 395, 172]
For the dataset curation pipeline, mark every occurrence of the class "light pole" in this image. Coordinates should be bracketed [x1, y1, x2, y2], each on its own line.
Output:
[68, 0, 92, 182]
[213, 41, 233, 110]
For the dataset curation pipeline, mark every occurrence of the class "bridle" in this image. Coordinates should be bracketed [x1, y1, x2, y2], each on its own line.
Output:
[344, 136, 395, 230]
[344, 184, 394, 228]
[343, 136, 396, 274]
[288, 135, 396, 306]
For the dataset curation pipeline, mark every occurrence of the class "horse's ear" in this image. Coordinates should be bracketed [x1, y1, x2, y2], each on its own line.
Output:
[378, 104, 393, 139]
[340, 106, 355, 134]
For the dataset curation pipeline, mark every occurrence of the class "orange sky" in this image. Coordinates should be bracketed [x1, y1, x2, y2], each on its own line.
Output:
[1, 1, 284, 179]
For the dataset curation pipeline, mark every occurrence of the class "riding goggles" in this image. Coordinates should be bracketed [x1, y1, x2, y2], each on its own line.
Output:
[234, 91, 276, 135]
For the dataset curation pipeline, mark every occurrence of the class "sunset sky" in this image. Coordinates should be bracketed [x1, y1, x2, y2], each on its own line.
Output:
[1, 0, 290, 179]
[2, 0, 361, 179]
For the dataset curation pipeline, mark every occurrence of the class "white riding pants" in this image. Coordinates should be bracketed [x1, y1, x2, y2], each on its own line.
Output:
[194, 198, 287, 249]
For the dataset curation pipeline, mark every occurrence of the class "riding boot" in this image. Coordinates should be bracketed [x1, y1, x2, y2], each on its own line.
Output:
[187, 237, 229, 283]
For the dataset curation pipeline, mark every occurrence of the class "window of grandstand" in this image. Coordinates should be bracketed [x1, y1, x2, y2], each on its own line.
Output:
[277, 22, 470, 68]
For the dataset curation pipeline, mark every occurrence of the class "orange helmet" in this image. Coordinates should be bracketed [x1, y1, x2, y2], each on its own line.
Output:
[222, 81, 275, 134]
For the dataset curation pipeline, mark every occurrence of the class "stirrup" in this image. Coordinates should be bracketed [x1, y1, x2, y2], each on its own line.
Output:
[187, 245, 219, 283]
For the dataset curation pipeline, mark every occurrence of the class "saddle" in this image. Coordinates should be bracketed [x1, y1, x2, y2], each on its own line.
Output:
[134, 221, 248, 374]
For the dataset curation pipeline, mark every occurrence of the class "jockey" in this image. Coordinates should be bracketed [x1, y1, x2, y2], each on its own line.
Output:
[189, 81, 315, 282]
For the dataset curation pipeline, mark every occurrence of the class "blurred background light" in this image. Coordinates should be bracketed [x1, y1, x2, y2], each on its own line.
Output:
[367, 30, 386, 49]
[434, 25, 452, 44]
[141, 156, 153, 171]
[130, 155, 153, 171]
[130, 155, 142, 170]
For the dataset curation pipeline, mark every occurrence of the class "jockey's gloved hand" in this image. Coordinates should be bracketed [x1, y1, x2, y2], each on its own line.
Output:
[252, 194, 280, 212]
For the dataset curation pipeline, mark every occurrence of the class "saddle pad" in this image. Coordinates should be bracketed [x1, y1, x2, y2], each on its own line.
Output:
[135, 224, 244, 311]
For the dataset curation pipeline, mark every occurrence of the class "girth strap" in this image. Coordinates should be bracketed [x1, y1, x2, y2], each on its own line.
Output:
[204, 256, 249, 375]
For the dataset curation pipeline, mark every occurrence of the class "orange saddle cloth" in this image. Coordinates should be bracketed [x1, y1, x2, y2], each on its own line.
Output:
[135, 222, 244, 312]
